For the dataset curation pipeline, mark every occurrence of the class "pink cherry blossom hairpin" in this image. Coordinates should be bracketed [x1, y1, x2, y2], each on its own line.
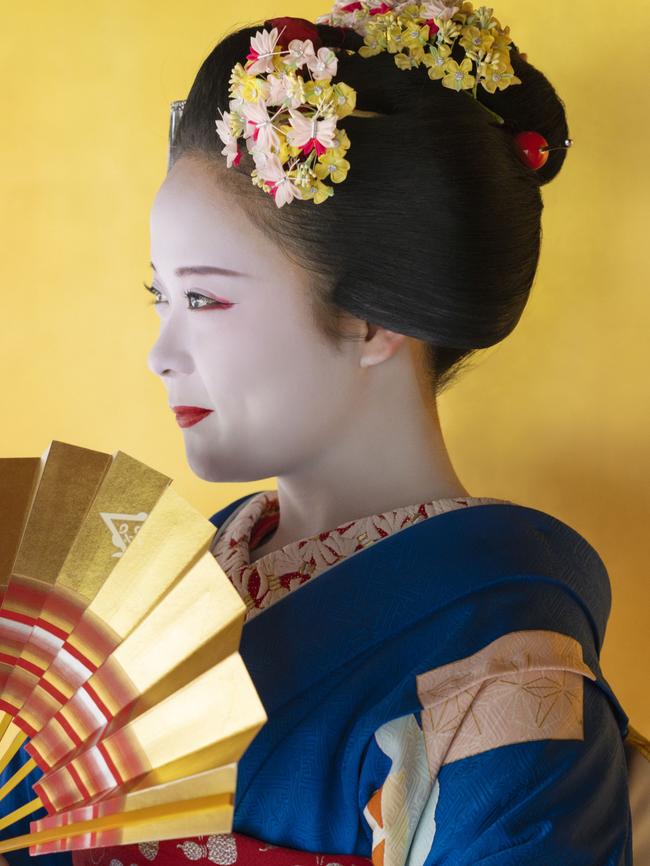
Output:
[215, 17, 361, 207]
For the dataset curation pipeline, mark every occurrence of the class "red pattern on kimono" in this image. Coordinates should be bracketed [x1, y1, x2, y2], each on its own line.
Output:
[210, 490, 506, 624]
[73, 833, 372, 866]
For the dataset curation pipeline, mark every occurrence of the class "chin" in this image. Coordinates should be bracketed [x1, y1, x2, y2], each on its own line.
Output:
[185, 450, 227, 483]
[186, 442, 278, 484]
[184, 444, 263, 484]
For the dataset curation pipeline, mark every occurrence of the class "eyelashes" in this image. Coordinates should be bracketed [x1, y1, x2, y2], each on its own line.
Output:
[143, 281, 163, 305]
[142, 281, 233, 310]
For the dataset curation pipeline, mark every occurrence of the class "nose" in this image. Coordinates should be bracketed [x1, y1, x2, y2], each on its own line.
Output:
[147, 320, 194, 378]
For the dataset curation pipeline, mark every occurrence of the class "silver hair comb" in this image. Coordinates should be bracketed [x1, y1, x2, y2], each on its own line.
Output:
[168, 99, 186, 172]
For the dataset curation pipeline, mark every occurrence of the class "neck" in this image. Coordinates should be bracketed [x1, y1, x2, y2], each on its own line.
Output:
[252, 342, 470, 557]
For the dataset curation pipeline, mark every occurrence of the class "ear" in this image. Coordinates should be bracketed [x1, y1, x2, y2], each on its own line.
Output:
[359, 322, 407, 368]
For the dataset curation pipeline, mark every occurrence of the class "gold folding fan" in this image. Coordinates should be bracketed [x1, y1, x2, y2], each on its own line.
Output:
[0, 440, 267, 856]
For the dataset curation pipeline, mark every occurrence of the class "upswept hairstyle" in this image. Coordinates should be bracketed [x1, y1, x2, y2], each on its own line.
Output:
[171, 18, 569, 395]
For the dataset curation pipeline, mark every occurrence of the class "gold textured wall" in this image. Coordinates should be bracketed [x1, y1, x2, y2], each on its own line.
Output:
[1, 1, 648, 732]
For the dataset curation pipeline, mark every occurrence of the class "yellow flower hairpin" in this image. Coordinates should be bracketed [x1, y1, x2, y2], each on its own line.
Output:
[210, 1, 572, 207]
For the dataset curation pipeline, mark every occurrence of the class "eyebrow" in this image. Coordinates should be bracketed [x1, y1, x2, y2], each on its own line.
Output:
[149, 261, 247, 278]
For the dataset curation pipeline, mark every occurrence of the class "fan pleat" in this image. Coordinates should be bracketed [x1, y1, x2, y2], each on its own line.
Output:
[0, 440, 267, 854]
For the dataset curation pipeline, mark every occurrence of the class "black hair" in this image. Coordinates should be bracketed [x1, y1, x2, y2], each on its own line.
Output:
[172, 18, 570, 395]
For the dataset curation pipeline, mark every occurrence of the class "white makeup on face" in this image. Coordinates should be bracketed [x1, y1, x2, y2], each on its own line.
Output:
[147, 156, 366, 483]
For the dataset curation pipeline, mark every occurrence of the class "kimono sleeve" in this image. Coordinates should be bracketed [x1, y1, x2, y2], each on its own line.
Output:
[359, 629, 632, 865]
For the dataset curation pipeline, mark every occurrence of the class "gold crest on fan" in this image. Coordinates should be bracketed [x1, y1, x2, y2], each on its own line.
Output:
[0, 441, 267, 855]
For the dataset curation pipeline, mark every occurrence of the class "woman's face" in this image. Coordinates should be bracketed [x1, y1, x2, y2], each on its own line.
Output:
[147, 155, 366, 483]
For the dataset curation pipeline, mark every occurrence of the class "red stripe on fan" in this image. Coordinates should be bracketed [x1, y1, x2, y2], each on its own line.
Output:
[96, 741, 124, 786]
[66, 760, 92, 801]
[54, 707, 84, 747]
[68, 614, 120, 671]
[84, 656, 139, 718]
[61, 640, 99, 673]
[0, 697, 19, 714]
[5, 578, 50, 610]
[39, 590, 87, 633]
[34, 616, 68, 641]
[23, 738, 41, 765]
[14, 656, 46, 677]
[83, 682, 114, 722]
[0, 609, 36, 627]
[33, 780, 56, 814]
[12, 714, 36, 737]
[0, 652, 20, 666]
[34, 675, 69, 705]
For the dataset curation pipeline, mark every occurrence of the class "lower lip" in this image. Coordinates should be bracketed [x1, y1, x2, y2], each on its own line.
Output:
[174, 410, 213, 428]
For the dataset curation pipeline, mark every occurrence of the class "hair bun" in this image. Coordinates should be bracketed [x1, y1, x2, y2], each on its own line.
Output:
[478, 43, 571, 186]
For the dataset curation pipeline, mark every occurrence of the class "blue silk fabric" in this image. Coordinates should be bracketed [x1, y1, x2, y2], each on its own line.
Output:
[213, 494, 633, 864]
[0, 496, 633, 864]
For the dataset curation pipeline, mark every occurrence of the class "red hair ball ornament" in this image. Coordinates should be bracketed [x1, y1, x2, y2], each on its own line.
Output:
[514, 131, 573, 171]
[263, 16, 323, 50]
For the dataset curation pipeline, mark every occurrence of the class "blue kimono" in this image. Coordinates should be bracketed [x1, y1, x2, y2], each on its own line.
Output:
[217, 493, 633, 864]
[0, 494, 634, 864]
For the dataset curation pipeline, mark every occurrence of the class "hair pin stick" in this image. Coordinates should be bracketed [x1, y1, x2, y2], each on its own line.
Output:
[540, 138, 574, 153]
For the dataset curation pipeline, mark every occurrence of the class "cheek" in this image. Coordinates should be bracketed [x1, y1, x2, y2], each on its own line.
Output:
[190, 308, 357, 416]
[259, 335, 361, 444]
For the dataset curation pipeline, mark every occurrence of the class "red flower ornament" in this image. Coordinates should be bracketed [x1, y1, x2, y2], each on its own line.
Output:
[422, 18, 440, 38]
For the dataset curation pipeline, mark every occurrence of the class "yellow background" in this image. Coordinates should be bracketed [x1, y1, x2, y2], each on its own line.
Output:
[1, 2, 648, 730]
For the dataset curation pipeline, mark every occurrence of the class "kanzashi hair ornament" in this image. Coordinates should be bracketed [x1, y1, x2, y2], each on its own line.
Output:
[179, 1, 574, 206]
[514, 131, 573, 170]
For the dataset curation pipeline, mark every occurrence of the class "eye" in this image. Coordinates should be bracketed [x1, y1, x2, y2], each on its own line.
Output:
[142, 282, 233, 310]
[143, 281, 164, 304]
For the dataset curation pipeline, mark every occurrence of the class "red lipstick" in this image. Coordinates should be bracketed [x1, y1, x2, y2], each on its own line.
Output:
[172, 406, 214, 428]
